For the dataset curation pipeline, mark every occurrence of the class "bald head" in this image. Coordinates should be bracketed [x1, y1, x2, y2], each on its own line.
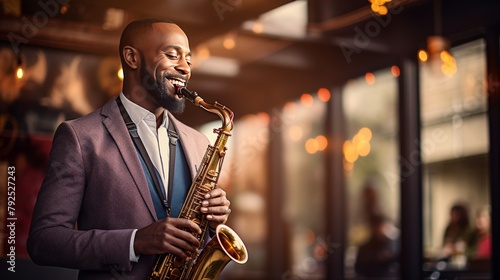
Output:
[119, 18, 176, 67]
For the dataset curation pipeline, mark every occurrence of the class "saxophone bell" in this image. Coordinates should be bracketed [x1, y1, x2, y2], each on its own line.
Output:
[185, 224, 248, 279]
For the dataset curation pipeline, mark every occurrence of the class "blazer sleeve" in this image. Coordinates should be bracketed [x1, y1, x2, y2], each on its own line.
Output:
[27, 121, 135, 272]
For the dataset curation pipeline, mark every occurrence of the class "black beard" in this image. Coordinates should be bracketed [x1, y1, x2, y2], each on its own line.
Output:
[139, 54, 186, 114]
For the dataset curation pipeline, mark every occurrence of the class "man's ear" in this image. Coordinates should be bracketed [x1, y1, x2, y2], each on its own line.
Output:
[123, 46, 139, 69]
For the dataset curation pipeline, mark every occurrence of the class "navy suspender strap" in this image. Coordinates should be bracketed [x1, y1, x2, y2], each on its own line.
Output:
[116, 97, 178, 217]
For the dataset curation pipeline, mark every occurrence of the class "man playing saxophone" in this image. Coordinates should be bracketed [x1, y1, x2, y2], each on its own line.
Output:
[27, 18, 232, 279]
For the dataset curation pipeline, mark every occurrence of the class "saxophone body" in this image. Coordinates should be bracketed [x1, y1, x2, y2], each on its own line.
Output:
[149, 87, 248, 280]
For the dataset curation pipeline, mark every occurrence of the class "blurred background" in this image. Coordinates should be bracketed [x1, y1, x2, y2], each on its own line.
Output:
[0, 0, 499, 279]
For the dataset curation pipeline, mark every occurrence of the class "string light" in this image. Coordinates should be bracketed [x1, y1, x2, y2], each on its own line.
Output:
[304, 135, 328, 154]
[365, 72, 375, 85]
[440, 50, 457, 77]
[316, 135, 328, 151]
[300, 93, 314, 108]
[391, 65, 400, 77]
[418, 49, 429, 62]
[317, 88, 331, 102]
[305, 138, 320, 154]
[343, 140, 359, 163]
[343, 127, 373, 164]
[369, 0, 392, 15]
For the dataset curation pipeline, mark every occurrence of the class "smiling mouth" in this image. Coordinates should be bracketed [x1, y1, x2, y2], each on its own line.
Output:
[166, 78, 186, 98]
[168, 78, 185, 87]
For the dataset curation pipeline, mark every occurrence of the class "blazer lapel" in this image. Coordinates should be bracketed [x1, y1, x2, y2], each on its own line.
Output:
[100, 99, 158, 220]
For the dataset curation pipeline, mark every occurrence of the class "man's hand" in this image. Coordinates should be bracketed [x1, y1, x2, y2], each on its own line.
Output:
[134, 218, 201, 260]
[201, 188, 231, 230]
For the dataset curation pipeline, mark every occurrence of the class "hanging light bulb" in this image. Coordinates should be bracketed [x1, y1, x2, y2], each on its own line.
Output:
[16, 51, 23, 79]
[16, 66, 24, 79]
[424, 35, 457, 77]
[420, 0, 457, 76]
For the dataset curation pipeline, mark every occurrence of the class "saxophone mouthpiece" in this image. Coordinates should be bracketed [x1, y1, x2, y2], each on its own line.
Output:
[174, 84, 184, 97]
[175, 86, 200, 103]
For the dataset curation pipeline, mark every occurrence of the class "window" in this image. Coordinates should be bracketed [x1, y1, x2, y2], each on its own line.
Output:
[342, 69, 400, 279]
[281, 92, 329, 279]
[420, 40, 490, 273]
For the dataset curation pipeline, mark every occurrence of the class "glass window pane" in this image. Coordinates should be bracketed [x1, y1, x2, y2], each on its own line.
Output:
[281, 93, 328, 279]
[342, 69, 400, 279]
[420, 39, 490, 274]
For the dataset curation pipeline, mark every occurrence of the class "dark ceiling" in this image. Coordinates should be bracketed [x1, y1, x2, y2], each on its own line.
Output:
[1, 0, 499, 127]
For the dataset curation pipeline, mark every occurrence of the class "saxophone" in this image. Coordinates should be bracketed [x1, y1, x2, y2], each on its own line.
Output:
[149, 86, 248, 280]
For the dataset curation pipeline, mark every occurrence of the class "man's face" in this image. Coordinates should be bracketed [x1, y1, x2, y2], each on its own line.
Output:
[137, 23, 192, 113]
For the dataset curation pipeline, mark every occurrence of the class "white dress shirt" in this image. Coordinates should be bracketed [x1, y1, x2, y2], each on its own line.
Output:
[119, 92, 171, 262]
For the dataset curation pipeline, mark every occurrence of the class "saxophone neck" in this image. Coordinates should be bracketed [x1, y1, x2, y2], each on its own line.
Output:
[210, 101, 234, 134]
[177, 86, 234, 133]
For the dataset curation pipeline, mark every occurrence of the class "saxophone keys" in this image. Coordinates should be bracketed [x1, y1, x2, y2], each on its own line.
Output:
[201, 183, 212, 192]
[173, 257, 183, 268]
[170, 268, 181, 280]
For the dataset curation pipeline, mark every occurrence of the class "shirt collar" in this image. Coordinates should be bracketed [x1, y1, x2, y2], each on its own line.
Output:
[119, 92, 169, 128]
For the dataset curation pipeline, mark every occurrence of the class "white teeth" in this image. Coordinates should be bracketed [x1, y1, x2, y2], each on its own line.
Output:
[169, 79, 185, 87]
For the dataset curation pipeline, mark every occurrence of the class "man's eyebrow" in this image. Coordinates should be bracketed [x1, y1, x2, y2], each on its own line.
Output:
[163, 45, 192, 56]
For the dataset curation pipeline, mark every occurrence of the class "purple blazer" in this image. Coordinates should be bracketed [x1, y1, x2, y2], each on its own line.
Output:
[27, 98, 209, 279]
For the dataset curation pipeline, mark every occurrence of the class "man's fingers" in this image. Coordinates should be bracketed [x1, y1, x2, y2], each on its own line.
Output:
[170, 217, 202, 235]
[204, 188, 227, 199]
[202, 195, 230, 208]
[134, 218, 202, 257]
[165, 233, 199, 254]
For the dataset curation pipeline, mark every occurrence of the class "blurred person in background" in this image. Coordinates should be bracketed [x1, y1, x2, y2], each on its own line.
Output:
[355, 214, 400, 279]
[467, 205, 491, 259]
[438, 203, 471, 260]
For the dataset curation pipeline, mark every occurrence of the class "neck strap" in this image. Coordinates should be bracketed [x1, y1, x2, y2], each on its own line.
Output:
[116, 97, 178, 217]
